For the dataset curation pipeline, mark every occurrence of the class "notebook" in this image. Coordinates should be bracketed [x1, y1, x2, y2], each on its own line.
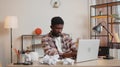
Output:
[76, 39, 100, 62]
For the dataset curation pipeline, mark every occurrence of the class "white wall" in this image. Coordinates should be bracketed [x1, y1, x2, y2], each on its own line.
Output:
[0, 0, 89, 67]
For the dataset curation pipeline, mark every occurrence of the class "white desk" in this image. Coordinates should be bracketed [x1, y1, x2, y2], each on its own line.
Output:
[7, 59, 120, 67]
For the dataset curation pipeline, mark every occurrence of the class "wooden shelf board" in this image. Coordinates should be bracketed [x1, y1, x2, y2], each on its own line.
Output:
[91, 1, 120, 8]
[110, 42, 120, 44]
[108, 1, 120, 7]
[108, 22, 120, 24]
[92, 15, 113, 18]
[91, 4, 107, 8]
[22, 35, 44, 36]
[32, 44, 43, 48]
[91, 35, 108, 37]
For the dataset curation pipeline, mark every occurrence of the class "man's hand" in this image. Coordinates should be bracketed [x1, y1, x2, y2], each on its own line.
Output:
[61, 51, 77, 59]
[47, 48, 58, 56]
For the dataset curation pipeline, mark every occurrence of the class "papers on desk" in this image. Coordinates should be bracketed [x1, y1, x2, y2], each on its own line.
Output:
[39, 54, 75, 65]
[39, 54, 59, 65]
[24, 52, 75, 65]
[25, 52, 39, 62]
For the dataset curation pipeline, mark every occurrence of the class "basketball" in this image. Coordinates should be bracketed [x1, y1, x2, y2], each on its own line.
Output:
[35, 28, 42, 35]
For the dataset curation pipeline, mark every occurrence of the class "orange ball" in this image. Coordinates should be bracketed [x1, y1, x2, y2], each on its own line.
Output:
[35, 28, 42, 35]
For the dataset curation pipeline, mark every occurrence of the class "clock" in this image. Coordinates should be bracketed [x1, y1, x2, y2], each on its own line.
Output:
[50, 0, 61, 8]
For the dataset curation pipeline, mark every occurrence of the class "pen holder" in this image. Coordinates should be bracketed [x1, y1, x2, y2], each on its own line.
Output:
[17, 55, 20, 63]
[14, 55, 23, 65]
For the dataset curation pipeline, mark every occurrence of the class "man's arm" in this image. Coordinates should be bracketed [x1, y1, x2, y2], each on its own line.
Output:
[61, 51, 77, 59]
[60, 34, 77, 59]
[41, 37, 58, 56]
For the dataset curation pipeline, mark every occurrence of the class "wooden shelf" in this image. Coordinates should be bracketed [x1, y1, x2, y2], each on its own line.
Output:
[90, 1, 120, 56]
[108, 22, 120, 24]
[91, 35, 108, 37]
[111, 42, 120, 44]
[91, 15, 113, 18]
[32, 44, 43, 48]
[21, 34, 44, 52]
[91, 1, 120, 8]
[22, 34, 44, 36]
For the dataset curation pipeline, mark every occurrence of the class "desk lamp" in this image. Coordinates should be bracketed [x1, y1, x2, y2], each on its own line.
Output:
[92, 23, 113, 59]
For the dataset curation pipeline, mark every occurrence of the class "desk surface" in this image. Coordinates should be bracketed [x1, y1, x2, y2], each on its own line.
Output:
[7, 59, 120, 67]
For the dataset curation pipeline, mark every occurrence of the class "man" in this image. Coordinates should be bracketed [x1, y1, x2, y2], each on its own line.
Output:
[41, 16, 77, 59]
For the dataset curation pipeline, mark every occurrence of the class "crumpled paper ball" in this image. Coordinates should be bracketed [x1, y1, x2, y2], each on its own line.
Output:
[24, 52, 39, 62]
[62, 58, 74, 65]
[39, 54, 59, 65]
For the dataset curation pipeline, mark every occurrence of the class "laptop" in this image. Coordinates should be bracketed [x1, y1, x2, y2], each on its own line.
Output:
[76, 39, 100, 62]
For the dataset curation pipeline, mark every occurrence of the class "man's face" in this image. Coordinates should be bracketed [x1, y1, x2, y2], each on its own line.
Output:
[51, 24, 64, 37]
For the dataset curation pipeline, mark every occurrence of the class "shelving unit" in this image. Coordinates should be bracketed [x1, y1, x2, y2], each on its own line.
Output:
[90, 1, 120, 56]
[21, 35, 45, 57]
